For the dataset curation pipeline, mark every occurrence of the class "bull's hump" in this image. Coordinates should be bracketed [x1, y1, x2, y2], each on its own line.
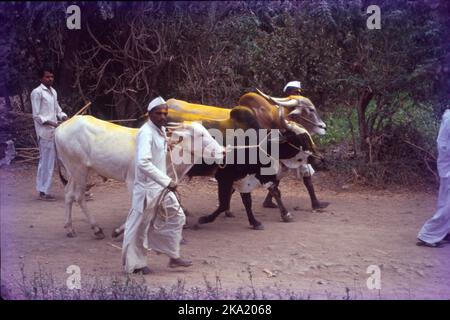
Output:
[167, 99, 230, 121]
[63, 115, 138, 138]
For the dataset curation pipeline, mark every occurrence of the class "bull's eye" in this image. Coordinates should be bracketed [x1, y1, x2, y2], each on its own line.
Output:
[298, 158, 303, 161]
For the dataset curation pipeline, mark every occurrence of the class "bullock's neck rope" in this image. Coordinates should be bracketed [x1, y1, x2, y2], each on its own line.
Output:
[219, 131, 279, 169]
[284, 141, 321, 160]
[220, 130, 321, 169]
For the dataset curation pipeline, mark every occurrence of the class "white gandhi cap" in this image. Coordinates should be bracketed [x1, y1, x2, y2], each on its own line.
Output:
[283, 81, 302, 93]
[147, 96, 167, 112]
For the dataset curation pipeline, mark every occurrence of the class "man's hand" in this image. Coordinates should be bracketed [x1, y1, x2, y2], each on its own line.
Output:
[45, 121, 59, 128]
[167, 181, 178, 192]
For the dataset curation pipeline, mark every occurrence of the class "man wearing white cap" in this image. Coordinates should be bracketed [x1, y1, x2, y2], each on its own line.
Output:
[122, 96, 192, 274]
[283, 80, 302, 96]
[263, 80, 330, 210]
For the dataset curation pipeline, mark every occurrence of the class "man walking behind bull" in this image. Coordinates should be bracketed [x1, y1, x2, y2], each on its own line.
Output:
[122, 96, 192, 274]
[31, 67, 68, 201]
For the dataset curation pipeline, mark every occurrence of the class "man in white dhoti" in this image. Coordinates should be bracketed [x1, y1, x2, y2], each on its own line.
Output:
[417, 107, 450, 247]
[31, 67, 68, 201]
[122, 96, 192, 274]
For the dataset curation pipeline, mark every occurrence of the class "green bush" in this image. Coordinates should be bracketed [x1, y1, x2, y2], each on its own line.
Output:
[316, 106, 358, 147]
[317, 99, 440, 187]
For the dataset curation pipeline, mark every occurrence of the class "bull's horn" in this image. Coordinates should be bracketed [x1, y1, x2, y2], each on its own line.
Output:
[167, 122, 182, 126]
[271, 97, 298, 108]
[256, 88, 298, 108]
[256, 88, 271, 100]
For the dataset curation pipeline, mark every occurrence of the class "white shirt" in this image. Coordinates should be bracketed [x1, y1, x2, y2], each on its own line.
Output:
[30, 84, 67, 139]
[131, 120, 172, 212]
[437, 109, 450, 178]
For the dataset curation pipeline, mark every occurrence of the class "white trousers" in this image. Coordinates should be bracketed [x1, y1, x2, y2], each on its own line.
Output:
[122, 191, 186, 273]
[418, 177, 450, 244]
[36, 137, 56, 194]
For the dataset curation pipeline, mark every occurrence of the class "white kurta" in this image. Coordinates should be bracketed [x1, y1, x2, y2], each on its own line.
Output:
[30, 84, 67, 194]
[31, 84, 67, 140]
[122, 120, 186, 273]
[418, 110, 450, 244]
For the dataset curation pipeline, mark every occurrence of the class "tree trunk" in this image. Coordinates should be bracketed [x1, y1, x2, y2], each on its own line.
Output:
[3, 84, 12, 111]
[19, 91, 25, 112]
[356, 89, 374, 157]
[4, 95, 12, 111]
[58, 29, 82, 113]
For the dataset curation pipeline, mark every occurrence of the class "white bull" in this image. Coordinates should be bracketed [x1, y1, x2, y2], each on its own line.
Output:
[55, 115, 225, 239]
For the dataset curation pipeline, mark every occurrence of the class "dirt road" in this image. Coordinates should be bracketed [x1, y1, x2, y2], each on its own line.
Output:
[1, 163, 449, 299]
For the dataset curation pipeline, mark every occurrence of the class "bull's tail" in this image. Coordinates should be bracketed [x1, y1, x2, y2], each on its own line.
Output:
[57, 160, 68, 186]
[54, 140, 69, 186]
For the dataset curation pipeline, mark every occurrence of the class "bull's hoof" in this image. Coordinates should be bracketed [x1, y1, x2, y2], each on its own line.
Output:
[111, 227, 124, 238]
[66, 230, 77, 238]
[191, 223, 201, 230]
[252, 223, 264, 230]
[198, 215, 213, 224]
[263, 201, 278, 208]
[225, 210, 235, 218]
[281, 213, 294, 222]
[94, 228, 105, 240]
[312, 201, 330, 210]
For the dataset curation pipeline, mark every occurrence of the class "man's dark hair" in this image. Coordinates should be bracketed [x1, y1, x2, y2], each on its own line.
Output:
[285, 87, 301, 94]
[38, 67, 54, 78]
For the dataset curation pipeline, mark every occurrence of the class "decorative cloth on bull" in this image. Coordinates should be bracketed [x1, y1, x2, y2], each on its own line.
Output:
[417, 109, 450, 245]
[122, 119, 185, 273]
[283, 81, 302, 93]
[148, 96, 167, 112]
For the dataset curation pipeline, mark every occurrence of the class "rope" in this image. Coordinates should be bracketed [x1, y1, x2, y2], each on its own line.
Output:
[151, 186, 183, 230]
[220, 130, 282, 169]
[285, 141, 321, 160]
[148, 139, 182, 230]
